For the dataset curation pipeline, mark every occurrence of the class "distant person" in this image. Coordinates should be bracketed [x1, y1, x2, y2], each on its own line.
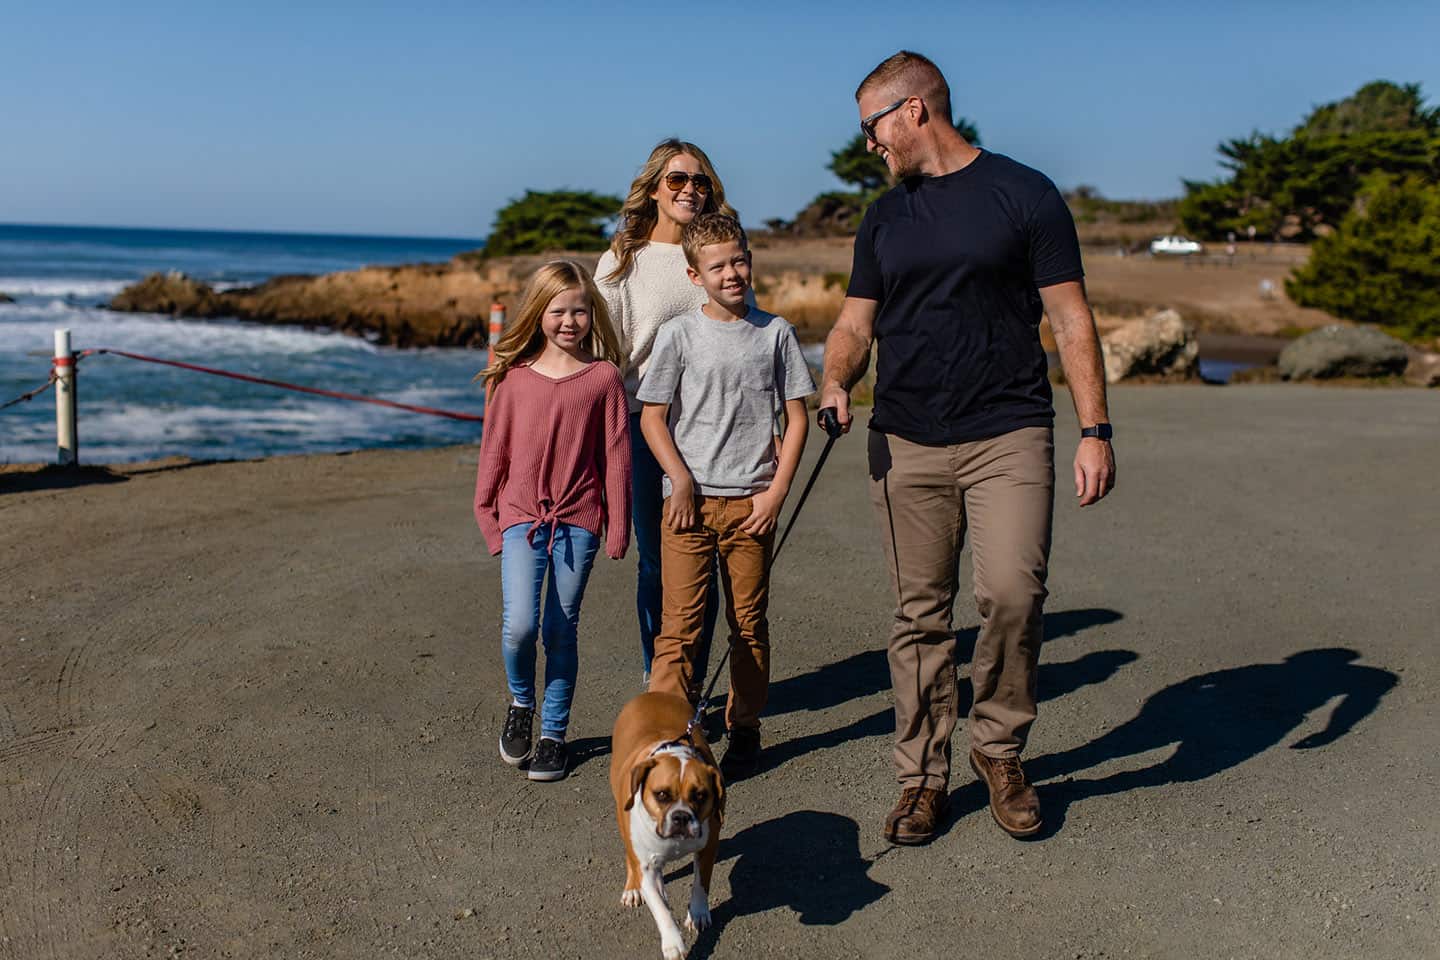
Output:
[595, 139, 742, 694]
[820, 51, 1116, 843]
[638, 213, 815, 779]
[474, 260, 632, 782]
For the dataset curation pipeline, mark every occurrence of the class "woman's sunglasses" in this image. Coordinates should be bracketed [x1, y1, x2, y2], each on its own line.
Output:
[662, 171, 713, 193]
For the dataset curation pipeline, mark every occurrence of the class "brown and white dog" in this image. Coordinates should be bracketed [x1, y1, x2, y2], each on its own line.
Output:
[610, 691, 725, 960]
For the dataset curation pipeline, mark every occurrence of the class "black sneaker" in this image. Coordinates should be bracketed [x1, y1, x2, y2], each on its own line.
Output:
[527, 737, 568, 782]
[720, 726, 761, 781]
[499, 703, 534, 766]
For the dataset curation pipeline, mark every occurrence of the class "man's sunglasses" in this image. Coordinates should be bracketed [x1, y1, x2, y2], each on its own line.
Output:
[661, 171, 713, 193]
[860, 96, 909, 141]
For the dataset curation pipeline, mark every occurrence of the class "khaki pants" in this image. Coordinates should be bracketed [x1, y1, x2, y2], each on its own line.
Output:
[650, 495, 774, 731]
[868, 426, 1054, 790]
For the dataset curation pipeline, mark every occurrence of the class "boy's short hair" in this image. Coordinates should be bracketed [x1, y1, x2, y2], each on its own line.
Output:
[681, 213, 748, 268]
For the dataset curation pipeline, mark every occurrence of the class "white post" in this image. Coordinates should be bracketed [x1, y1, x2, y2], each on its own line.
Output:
[54, 328, 77, 466]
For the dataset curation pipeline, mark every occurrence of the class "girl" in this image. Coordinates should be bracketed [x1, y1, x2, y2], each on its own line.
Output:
[474, 260, 631, 782]
[595, 139, 742, 692]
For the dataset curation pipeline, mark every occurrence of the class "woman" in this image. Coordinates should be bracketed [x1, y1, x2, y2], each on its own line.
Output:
[595, 139, 740, 693]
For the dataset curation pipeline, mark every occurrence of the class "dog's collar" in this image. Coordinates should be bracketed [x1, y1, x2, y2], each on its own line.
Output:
[649, 738, 700, 761]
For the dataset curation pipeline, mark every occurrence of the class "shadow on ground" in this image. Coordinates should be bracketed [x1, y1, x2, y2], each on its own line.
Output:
[0, 464, 129, 494]
[688, 810, 889, 955]
[1017, 647, 1398, 836]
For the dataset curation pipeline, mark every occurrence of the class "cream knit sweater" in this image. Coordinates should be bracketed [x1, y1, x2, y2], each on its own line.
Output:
[595, 242, 707, 412]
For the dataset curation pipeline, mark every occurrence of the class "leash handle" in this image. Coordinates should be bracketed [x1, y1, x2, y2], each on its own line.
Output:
[817, 406, 843, 439]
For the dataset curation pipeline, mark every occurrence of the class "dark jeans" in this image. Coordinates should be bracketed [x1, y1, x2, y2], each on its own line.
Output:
[630, 412, 718, 688]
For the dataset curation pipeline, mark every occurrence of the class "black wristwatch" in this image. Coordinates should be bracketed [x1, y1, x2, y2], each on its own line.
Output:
[1080, 423, 1113, 441]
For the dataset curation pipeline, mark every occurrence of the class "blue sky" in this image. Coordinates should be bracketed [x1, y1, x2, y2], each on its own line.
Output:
[3, 1, 1438, 238]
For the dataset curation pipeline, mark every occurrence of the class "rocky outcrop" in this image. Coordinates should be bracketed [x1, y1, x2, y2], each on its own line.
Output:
[1404, 349, 1440, 387]
[1099, 309, 1199, 383]
[109, 271, 228, 317]
[108, 255, 605, 348]
[0, 292, 14, 304]
[1278, 325, 1409, 380]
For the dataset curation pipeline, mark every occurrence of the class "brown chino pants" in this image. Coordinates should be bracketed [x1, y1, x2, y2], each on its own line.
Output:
[649, 495, 774, 732]
[868, 426, 1054, 790]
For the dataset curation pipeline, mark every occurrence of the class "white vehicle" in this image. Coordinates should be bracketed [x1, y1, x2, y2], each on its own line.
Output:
[1149, 234, 1204, 256]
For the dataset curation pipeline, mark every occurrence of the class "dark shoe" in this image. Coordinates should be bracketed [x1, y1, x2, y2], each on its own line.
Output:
[719, 726, 761, 781]
[969, 749, 1042, 838]
[883, 787, 949, 845]
[499, 703, 534, 766]
[527, 737, 568, 782]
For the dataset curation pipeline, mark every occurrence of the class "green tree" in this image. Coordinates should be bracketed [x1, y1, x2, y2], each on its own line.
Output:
[1296, 81, 1440, 138]
[1286, 174, 1440, 339]
[482, 190, 621, 257]
[1179, 81, 1440, 241]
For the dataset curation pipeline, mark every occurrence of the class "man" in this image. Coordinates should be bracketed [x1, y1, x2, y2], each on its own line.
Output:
[820, 51, 1115, 844]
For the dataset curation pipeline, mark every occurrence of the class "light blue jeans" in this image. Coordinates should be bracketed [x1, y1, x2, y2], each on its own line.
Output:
[630, 413, 718, 685]
[500, 521, 599, 740]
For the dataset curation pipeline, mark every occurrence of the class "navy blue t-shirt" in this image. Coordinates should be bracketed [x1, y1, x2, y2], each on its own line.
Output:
[847, 150, 1084, 445]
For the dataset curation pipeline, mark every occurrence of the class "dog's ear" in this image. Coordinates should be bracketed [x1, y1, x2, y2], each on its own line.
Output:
[708, 765, 726, 825]
[625, 758, 658, 811]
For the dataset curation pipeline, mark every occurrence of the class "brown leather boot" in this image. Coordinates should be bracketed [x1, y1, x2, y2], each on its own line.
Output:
[970, 749, 1042, 837]
[882, 786, 949, 845]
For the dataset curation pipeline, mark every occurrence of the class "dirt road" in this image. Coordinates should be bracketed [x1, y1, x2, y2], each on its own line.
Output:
[2, 385, 1436, 959]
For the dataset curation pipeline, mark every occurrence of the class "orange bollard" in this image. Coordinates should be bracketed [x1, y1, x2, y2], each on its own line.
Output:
[487, 302, 506, 367]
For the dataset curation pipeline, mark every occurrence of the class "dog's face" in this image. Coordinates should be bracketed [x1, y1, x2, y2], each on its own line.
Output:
[627, 750, 724, 840]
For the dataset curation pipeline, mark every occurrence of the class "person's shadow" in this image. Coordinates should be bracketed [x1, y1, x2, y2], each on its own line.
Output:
[765, 606, 1125, 718]
[687, 810, 889, 956]
[1027, 647, 1397, 829]
[752, 608, 1131, 776]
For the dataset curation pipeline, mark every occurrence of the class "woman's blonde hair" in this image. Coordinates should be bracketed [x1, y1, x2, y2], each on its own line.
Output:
[476, 260, 622, 387]
[603, 138, 737, 283]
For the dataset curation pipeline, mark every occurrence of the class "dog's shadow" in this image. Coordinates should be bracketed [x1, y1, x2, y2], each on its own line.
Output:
[679, 810, 887, 956]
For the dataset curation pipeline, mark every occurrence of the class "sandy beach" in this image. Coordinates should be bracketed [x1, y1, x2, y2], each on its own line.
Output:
[2, 385, 1438, 960]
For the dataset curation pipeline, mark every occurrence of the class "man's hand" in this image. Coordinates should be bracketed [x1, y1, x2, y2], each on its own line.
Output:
[739, 485, 786, 536]
[819, 296, 876, 437]
[1074, 438, 1116, 506]
[665, 477, 698, 531]
[818, 382, 853, 434]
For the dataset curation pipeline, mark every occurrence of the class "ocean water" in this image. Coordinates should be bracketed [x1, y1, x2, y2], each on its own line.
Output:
[1, 224, 488, 465]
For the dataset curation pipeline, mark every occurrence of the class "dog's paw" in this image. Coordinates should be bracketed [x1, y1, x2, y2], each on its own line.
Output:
[661, 933, 685, 960]
[684, 903, 711, 933]
[620, 887, 641, 908]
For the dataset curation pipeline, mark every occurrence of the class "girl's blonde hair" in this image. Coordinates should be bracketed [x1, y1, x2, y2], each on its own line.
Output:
[603, 138, 737, 283]
[477, 260, 622, 387]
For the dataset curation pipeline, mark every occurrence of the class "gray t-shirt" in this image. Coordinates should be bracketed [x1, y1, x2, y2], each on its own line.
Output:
[637, 306, 816, 497]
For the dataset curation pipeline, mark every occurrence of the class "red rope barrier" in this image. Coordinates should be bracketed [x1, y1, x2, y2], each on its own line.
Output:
[78, 349, 484, 422]
[1, 373, 57, 411]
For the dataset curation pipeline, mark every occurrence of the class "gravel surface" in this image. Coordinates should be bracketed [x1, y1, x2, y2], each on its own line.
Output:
[2, 384, 1436, 960]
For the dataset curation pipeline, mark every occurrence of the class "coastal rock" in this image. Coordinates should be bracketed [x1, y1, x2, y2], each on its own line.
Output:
[1278, 325, 1408, 380]
[1099, 309, 1199, 383]
[110, 272, 227, 317]
[0, 292, 14, 304]
[1404, 349, 1440, 388]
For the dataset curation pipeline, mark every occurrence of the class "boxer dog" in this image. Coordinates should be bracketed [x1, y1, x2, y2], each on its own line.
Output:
[610, 691, 725, 960]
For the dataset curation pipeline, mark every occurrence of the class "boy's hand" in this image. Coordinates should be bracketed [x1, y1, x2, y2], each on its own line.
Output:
[740, 486, 785, 536]
[665, 477, 698, 531]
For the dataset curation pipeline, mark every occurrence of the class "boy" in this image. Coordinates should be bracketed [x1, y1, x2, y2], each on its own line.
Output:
[638, 213, 815, 780]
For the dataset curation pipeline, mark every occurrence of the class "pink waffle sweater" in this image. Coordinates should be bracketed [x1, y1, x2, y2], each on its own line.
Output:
[473, 361, 632, 559]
